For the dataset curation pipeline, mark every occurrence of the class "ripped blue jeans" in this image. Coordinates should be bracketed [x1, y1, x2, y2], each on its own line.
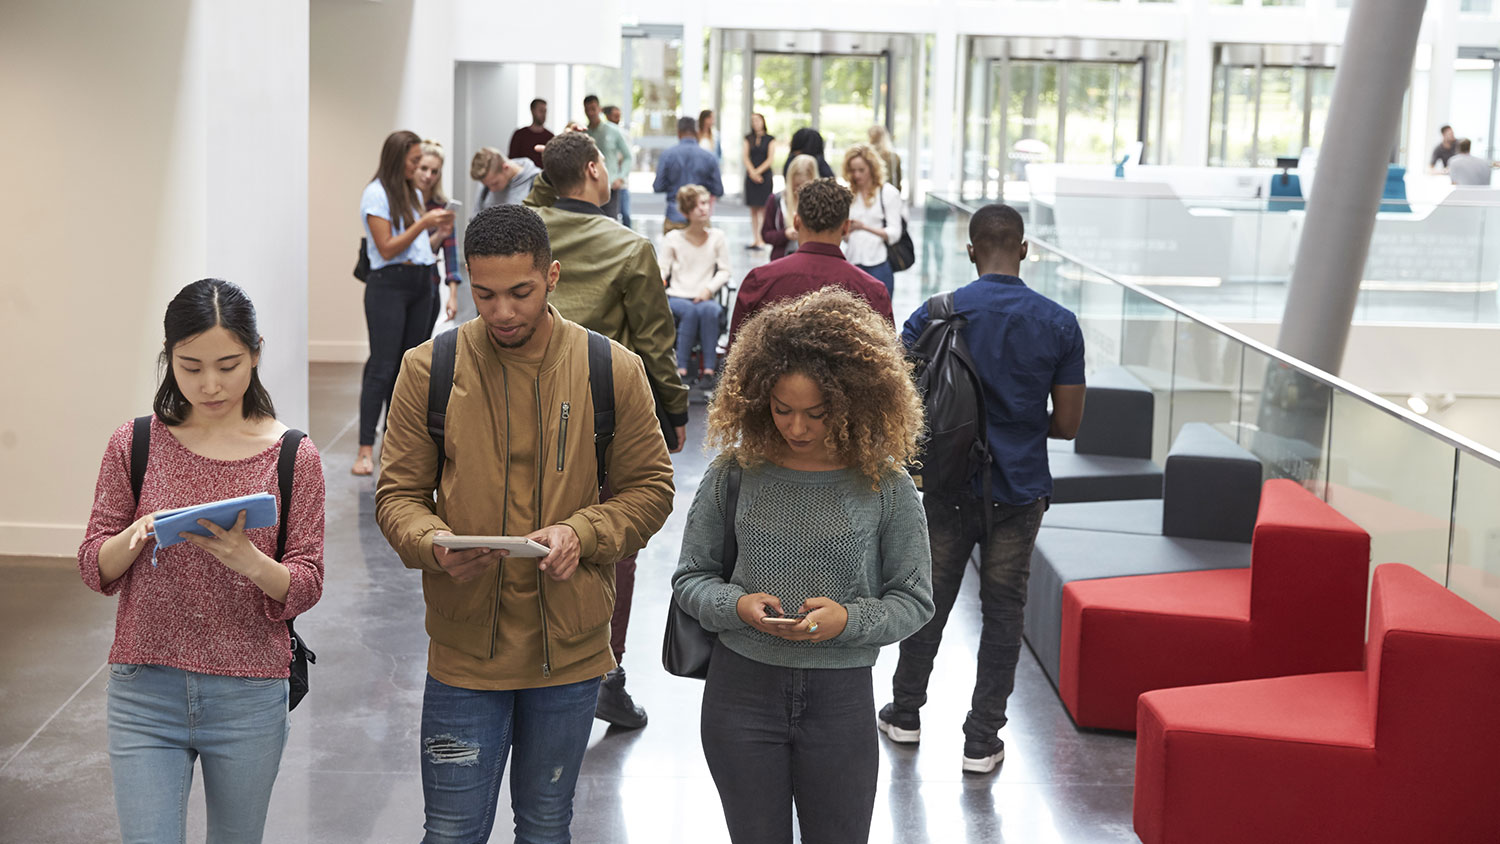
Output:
[419, 673, 601, 844]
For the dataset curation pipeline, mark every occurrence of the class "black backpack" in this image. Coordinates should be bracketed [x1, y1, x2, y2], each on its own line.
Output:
[129, 416, 316, 710]
[909, 292, 995, 519]
[425, 327, 616, 491]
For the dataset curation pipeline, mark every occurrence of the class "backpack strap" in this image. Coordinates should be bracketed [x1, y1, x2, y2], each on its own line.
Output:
[721, 462, 742, 581]
[928, 290, 955, 322]
[587, 330, 615, 491]
[275, 429, 305, 562]
[130, 415, 152, 504]
[427, 328, 460, 488]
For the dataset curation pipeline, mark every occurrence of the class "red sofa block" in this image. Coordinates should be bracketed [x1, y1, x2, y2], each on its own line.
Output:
[1058, 479, 1369, 731]
[1134, 563, 1500, 844]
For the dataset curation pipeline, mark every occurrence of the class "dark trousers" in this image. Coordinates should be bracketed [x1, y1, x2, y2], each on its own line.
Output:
[608, 552, 635, 661]
[701, 643, 878, 844]
[891, 492, 1048, 742]
[359, 264, 437, 446]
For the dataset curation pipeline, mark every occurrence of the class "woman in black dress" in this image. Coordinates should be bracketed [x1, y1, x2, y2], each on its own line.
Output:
[743, 113, 775, 249]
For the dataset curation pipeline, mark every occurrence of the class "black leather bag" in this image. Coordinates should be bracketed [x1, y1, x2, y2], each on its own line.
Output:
[353, 238, 371, 282]
[662, 463, 741, 679]
[880, 191, 916, 273]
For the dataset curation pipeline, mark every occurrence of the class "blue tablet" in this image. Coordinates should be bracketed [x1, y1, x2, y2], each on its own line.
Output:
[151, 493, 278, 549]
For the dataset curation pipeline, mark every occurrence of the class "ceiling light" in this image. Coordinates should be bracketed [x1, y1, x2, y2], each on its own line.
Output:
[1406, 394, 1430, 415]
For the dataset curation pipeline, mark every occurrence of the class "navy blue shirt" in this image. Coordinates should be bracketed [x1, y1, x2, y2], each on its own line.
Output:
[653, 139, 725, 223]
[903, 274, 1086, 505]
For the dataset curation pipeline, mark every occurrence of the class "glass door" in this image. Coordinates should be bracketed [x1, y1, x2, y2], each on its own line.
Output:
[1004, 61, 1061, 189]
[752, 53, 813, 172]
[820, 55, 883, 166]
[1062, 62, 1140, 165]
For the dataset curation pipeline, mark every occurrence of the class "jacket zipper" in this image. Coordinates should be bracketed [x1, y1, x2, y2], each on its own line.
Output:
[557, 403, 570, 473]
[535, 377, 553, 679]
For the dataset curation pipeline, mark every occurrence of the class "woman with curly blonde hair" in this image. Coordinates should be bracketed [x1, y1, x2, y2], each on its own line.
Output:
[673, 287, 935, 844]
[842, 142, 904, 297]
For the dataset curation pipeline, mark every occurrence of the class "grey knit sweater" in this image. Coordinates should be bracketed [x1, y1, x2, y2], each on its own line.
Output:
[672, 457, 935, 669]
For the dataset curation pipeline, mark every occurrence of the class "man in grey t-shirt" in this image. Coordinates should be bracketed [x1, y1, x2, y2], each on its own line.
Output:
[471, 147, 542, 210]
[1449, 139, 1493, 186]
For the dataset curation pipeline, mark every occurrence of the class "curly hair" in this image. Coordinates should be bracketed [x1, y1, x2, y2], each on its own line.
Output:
[842, 142, 886, 201]
[707, 287, 924, 483]
[464, 204, 551, 271]
[795, 178, 852, 234]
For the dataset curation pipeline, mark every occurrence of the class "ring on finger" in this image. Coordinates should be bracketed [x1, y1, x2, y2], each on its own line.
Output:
[808, 622, 819, 633]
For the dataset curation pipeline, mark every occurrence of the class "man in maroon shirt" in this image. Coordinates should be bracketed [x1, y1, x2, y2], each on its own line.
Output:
[727, 178, 894, 350]
[508, 98, 553, 168]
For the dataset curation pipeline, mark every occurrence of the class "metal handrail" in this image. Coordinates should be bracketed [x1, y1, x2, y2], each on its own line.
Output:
[930, 192, 1500, 469]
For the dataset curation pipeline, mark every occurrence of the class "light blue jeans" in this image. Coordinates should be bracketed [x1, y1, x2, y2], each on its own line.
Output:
[669, 295, 723, 372]
[107, 663, 289, 844]
[420, 673, 602, 844]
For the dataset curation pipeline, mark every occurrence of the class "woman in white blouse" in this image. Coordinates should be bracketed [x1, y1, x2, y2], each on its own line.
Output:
[662, 184, 731, 380]
[842, 143, 903, 297]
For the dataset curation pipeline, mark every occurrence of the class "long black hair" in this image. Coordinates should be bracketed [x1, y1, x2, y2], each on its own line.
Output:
[154, 279, 276, 425]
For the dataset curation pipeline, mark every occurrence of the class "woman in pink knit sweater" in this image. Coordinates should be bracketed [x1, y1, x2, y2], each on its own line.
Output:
[78, 279, 325, 844]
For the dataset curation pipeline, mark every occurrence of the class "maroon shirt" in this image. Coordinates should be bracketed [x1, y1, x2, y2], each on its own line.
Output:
[727, 241, 895, 350]
[509, 126, 554, 168]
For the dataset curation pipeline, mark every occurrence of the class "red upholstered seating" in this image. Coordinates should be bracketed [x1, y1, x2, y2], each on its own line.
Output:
[1134, 563, 1500, 844]
[1058, 479, 1369, 731]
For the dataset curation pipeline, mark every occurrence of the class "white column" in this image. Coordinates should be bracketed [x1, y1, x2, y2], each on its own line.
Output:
[681, 11, 704, 116]
[201, 0, 311, 430]
[1179, 21, 1214, 165]
[932, 24, 959, 195]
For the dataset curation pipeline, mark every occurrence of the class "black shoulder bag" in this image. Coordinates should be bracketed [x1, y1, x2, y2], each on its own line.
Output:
[662, 462, 742, 679]
[130, 417, 316, 710]
[879, 189, 916, 273]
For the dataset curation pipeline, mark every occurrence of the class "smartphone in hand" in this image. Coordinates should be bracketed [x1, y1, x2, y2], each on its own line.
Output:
[762, 609, 807, 625]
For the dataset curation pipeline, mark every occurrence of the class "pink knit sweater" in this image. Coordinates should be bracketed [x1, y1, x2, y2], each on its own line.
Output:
[78, 416, 326, 678]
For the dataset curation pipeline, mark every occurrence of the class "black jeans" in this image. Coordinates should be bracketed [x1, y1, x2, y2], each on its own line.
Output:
[891, 492, 1048, 742]
[359, 263, 437, 446]
[701, 643, 878, 844]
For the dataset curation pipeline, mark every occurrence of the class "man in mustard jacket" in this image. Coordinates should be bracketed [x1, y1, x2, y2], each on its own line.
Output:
[527, 131, 688, 728]
[376, 204, 674, 843]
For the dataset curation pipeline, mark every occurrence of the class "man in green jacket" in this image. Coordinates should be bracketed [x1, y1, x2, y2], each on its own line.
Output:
[528, 130, 688, 729]
[584, 93, 632, 220]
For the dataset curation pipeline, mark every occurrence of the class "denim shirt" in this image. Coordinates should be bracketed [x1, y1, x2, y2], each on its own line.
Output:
[902, 274, 1086, 505]
[653, 139, 724, 223]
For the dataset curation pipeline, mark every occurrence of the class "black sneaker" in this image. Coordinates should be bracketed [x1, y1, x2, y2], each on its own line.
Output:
[876, 703, 921, 743]
[962, 737, 1005, 774]
[595, 667, 647, 729]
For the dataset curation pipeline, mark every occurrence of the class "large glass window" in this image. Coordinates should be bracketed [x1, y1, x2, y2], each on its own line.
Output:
[752, 54, 812, 167]
[821, 56, 882, 166]
[1209, 52, 1338, 168]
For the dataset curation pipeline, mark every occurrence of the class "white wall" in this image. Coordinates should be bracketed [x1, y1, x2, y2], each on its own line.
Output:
[0, 0, 309, 558]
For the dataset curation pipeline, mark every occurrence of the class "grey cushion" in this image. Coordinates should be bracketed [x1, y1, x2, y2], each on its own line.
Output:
[1024, 527, 1253, 689]
[1074, 366, 1155, 459]
[1161, 423, 1263, 542]
[1041, 499, 1165, 535]
[1049, 451, 1164, 503]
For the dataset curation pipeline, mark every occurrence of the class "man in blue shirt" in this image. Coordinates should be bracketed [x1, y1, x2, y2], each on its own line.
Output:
[653, 116, 723, 235]
[878, 203, 1086, 775]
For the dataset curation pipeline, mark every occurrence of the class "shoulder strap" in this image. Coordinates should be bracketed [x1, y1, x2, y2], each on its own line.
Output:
[275, 429, 305, 562]
[130, 415, 152, 503]
[879, 188, 887, 227]
[721, 463, 742, 580]
[929, 291, 955, 322]
[427, 328, 460, 487]
[587, 330, 615, 491]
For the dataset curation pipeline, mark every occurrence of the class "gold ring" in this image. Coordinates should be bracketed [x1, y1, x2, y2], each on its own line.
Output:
[808, 622, 819, 633]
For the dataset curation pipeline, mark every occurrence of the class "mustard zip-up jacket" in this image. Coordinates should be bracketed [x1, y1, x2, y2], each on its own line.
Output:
[375, 311, 675, 679]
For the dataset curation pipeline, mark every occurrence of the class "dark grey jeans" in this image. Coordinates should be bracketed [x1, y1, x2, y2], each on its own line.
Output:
[701, 642, 878, 844]
[891, 492, 1048, 742]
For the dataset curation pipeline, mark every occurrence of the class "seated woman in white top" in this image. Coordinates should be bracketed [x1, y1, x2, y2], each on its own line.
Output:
[842, 143, 904, 297]
[661, 184, 732, 380]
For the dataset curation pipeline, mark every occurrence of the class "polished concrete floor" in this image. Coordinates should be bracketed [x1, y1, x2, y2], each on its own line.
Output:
[0, 196, 1138, 843]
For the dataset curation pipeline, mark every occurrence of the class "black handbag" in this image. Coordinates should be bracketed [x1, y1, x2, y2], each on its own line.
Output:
[663, 463, 741, 679]
[354, 237, 371, 282]
[880, 191, 916, 273]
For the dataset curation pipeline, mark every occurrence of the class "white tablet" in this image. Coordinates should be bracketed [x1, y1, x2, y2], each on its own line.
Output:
[431, 536, 550, 556]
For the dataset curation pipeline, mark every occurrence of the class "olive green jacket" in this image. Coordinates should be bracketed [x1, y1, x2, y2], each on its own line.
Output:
[526, 175, 689, 425]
